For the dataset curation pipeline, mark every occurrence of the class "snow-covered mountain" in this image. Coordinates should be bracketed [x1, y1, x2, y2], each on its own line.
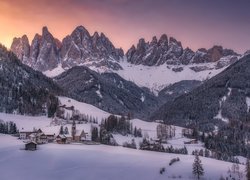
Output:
[11, 26, 241, 94]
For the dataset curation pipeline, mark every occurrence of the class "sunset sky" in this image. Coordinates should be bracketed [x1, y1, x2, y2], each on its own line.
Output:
[0, 0, 250, 53]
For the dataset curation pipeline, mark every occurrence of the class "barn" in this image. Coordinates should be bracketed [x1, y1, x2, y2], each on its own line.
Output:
[25, 142, 37, 151]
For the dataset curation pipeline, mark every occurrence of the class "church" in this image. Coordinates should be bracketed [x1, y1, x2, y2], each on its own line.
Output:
[71, 119, 89, 142]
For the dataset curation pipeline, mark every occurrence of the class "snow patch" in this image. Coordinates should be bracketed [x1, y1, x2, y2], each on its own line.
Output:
[214, 88, 232, 123]
[246, 97, 250, 112]
[116, 60, 228, 95]
[140, 93, 145, 102]
[43, 63, 65, 77]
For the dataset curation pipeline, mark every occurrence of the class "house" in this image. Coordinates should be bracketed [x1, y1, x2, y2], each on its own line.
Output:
[19, 131, 33, 140]
[56, 135, 67, 144]
[37, 133, 48, 144]
[74, 130, 88, 142]
[27, 129, 48, 144]
[28, 133, 37, 142]
[25, 142, 37, 151]
[56, 134, 72, 144]
[182, 128, 193, 137]
[46, 134, 55, 143]
[155, 120, 164, 123]
[184, 139, 198, 144]
[64, 134, 72, 143]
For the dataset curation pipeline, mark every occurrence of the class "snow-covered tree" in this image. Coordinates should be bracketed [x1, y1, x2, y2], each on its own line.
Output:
[192, 153, 204, 180]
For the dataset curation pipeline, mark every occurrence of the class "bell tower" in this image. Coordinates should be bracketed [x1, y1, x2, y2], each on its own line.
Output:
[72, 119, 76, 141]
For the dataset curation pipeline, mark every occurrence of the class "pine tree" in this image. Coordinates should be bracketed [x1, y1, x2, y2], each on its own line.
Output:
[64, 127, 69, 134]
[59, 126, 64, 135]
[246, 159, 250, 180]
[134, 126, 137, 137]
[91, 127, 99, 142]
[193, 153, 204, 180]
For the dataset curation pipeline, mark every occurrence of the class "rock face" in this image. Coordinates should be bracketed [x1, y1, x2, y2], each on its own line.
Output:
[11, 27, 61, 71]
[11, 26, 124, 72]
[0, 44, 63, 116]
[54, 66, 159, 119]
[10, 35, 30, 65]
[33, 27, 60, 71]
[11, 26, 239, 73]
[126, 36, 238, 67]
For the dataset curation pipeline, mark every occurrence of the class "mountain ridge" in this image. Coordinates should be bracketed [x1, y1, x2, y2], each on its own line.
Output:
[11, 26, 240, 74]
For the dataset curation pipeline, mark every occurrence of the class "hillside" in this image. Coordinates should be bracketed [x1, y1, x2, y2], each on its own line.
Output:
[0, 44, 63, 116]
[54, 66, 159, 119]
[151, 54, 250, 128]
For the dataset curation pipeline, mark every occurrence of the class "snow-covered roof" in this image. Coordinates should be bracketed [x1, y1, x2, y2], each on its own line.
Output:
[28, 133, 36, 138]
[64, 134, 72, 138]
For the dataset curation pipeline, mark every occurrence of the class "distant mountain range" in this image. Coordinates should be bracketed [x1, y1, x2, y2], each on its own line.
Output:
[8, 25, 249, 123]
[11, 26, 240, 73]
[11, 26, 241, 90]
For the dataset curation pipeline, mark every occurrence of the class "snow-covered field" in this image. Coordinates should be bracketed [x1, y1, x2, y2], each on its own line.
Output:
[0, 110, 204, 154]
[0, 134, 245, 180]
[0, 97, 246, 180]
[0, 113, 51, 131]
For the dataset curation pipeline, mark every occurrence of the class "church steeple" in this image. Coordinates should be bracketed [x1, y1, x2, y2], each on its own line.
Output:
[72, 119, 76, 140]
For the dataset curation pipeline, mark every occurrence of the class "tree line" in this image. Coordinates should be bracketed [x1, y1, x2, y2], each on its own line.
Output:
[0, 121, 18, 134]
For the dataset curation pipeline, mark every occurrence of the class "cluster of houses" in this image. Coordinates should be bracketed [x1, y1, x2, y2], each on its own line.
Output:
[20, 129, 55, 144]
[20, 119, 91, 150]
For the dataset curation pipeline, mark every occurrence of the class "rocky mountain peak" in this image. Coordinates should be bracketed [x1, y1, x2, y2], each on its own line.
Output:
[167, 37, 183, 58]
[42, 26, 49, 35]
[150, 36, 158, 46]
[169, 37, 182, 47]
[137, 38, 147, 48]
[74, 25, 90, 35]
[92, 31, 99, 39]
[41, 26, 58, 44]
[70, 26, 91, 49]
[11, 26, 124, 72]
[126, 34, 239, 67]
[10, 35, 30, 63]
[208, 45, 224, 62]
[158, 34, 168, 48]
[179, 47, 195, 65]
[197, 48, 208, 53]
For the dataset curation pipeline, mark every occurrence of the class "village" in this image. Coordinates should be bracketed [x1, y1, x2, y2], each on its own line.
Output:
[0, 98, 197, 152]
[19, 113, 197, 151]
[19, 117, 94, 150]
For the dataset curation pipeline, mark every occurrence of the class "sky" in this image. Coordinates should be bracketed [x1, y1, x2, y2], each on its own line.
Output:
[0, 0, 250, 53]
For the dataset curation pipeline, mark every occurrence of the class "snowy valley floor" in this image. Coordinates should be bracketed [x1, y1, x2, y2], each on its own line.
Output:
[0, 134, 245, 180]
